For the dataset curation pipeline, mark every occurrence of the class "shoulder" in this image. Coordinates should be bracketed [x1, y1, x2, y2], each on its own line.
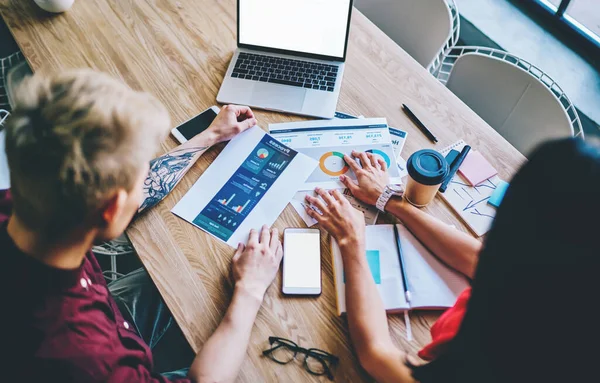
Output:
[11, 305, 168, 382]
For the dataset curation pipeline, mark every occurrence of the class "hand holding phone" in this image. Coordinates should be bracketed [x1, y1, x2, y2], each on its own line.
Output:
[203, 105, 257, 144]
[171, 106, 220, 144]
[171, 105, 258, 145]
[283, 228, 321, 295]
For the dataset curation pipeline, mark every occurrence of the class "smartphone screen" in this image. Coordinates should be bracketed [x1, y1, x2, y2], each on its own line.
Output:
[176, 108, 218, 141]
[283, 229, 321, 295]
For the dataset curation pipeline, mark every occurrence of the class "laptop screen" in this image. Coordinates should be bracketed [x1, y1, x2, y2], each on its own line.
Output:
[239, 0, 353, 60]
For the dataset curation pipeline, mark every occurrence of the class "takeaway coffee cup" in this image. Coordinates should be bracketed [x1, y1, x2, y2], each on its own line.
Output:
[405, 149, 449, 207]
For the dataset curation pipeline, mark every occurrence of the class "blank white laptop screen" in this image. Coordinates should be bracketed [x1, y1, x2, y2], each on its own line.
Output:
[239, 0, 352, 59]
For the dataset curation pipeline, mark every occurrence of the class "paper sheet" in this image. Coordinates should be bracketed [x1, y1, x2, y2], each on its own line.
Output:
[289, 189, 379, 227]
[269, 118, 402, 190]
[172, 126, 317, 247]
[334, 111, 408, 179]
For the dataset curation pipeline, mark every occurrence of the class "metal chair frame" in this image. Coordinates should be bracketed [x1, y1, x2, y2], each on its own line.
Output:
[428, 0, 460, 75]
[1, 51, 23, 111]
[436, 46, 584, 139]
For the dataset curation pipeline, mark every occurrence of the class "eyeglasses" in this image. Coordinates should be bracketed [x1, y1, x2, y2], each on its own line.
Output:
[262, 336, 339, 380]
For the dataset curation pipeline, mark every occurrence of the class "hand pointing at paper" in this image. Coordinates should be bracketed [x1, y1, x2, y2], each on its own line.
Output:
[340, 150, 391, 206]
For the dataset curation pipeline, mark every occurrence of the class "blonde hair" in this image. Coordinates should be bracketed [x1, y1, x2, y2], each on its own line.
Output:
[5, 69, 170, 235]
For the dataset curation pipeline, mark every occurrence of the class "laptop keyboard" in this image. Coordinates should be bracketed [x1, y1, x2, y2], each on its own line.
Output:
[231, 52, 339, 92]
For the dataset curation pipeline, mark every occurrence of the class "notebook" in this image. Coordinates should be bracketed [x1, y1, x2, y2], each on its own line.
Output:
[439, 140, 504, 237]
[458, 150, 498, 186]
[331, 224, 470, 315]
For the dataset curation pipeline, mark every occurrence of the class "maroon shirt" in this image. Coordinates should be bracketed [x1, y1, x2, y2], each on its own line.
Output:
[0, 189, 191, 383]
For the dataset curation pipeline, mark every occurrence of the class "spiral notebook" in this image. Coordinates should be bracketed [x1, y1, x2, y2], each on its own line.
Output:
[439, 141, 503, 237]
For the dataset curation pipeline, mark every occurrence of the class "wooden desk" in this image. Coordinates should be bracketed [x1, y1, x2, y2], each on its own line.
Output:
[1, 1, 525, 381]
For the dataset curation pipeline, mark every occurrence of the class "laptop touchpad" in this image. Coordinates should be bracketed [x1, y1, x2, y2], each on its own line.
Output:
[252, 83, 306, 112]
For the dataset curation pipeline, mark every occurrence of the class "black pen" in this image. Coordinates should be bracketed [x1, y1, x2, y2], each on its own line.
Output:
[402, 104, 438, 143]
[440, 145, 471, 193]
[393, 224, 413, 341]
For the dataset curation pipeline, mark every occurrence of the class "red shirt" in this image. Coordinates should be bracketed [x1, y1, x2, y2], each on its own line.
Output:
[418, 288, 471, 361]
[0, 189, 191, 383]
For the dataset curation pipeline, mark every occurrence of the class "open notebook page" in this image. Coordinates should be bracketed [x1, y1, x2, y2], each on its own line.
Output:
[331, 225, 409, 314]
[396, 224, 470, 309]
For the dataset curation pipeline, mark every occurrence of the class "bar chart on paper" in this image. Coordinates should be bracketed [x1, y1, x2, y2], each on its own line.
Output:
[218, 194, 251, 213]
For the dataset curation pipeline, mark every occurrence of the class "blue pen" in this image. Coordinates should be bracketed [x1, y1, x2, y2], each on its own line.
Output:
[393, 224, 413, 341]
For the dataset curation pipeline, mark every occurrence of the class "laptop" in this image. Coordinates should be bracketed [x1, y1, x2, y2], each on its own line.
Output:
[217, 0, 354, 119]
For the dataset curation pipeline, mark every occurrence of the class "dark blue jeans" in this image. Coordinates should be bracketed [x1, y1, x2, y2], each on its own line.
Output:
[109, 268, 195, 379]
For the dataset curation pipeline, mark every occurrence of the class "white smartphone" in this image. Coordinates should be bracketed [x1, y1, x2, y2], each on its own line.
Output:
[282, 228, 321, 295]
[170, 106, 220, 144]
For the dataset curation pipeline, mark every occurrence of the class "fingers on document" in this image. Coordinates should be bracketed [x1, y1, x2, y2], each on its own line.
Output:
[260, 224, 270, 244]
[305, 194, 327, 214]
[340, 174, 359, 193]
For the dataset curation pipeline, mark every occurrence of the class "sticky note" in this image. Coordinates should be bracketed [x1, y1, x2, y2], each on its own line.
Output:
[458, 150, 498, 186]
[488, 180, 509, 208]
[344, 250, 381, 284]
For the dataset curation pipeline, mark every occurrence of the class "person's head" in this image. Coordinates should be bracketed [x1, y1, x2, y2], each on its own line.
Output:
[5, 70, 170, 242]
[412, 138, 600, 383]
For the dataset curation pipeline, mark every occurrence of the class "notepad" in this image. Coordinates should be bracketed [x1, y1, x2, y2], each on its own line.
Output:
[439, 141, 504, 237]
[331, 224, 470, 315]
[458, 150, 498, 186]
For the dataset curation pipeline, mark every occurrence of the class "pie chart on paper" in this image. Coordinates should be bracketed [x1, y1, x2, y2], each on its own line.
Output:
[257, 148, 269, 159]
[366, 149, 392, 168]
[319, 151, 349, 176]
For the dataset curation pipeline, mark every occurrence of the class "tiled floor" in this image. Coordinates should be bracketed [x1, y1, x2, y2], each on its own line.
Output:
[456, 0, 600, 134]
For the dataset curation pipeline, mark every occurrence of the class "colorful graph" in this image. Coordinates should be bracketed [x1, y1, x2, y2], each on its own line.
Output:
[218, 193, 249, 213]
[366, 149, 391, 168]
[319, 151, 349, 176]
[218, 193, 236, 206]
[257, 148, 269, 159]
[268, 160, 287, 170]
[233, 200, 250, 213]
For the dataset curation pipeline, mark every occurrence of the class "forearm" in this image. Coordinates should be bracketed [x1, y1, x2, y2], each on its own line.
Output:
[341, 242, 413, 382]
[386, 197, 481, 279]
[189, 286, 262, 383]
[138, 133, 215, 213]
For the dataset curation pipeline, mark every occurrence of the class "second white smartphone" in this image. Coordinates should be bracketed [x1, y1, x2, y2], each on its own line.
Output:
[170, 106, 220, 144]
[282, 228, 321, 295]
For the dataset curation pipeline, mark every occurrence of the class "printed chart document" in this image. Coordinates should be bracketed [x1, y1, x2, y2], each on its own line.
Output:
[290, 189, 379, 227]
[172, 127, 317, 247]
[269, 118, 402, 190]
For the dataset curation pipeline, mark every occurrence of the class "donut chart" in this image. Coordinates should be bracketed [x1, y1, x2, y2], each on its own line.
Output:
[319, 151, 349, 176]
[257, 148, 269, 159]
[366, 149, 392, 168]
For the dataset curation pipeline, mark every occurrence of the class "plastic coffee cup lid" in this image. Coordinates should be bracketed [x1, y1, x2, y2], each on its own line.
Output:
[407, 149, 449, 186]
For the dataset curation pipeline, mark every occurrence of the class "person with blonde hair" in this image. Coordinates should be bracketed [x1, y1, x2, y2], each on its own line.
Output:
[0, 69, 283, 382]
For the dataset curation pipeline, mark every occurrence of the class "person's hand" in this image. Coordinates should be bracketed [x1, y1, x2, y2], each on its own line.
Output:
[305, 188, 365, 249]
[232, 225, 283, 301]
[340, 150, 391, 206]
[200, 105, 257, 145]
